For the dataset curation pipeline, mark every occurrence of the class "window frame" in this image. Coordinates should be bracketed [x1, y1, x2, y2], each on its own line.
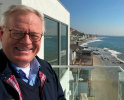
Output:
[44, 15, 68, 65]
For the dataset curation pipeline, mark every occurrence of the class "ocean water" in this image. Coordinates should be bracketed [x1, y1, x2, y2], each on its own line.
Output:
[44, 35, 67, 65]
[81, 36, 124, 63]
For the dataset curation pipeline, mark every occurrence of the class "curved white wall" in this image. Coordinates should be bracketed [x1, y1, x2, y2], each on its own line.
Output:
[22, 0, 70, 25]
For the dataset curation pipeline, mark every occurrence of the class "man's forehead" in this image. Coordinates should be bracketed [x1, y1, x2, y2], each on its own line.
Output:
[7, 11, 42, 26]
[9, 11, 39, 20]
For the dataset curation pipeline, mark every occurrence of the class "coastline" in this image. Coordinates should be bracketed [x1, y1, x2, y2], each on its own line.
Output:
[70, 31, 124, 69]
[75, 36, 124, 68]
[70, 29, 122, 100]
[90, 46, 124, 68]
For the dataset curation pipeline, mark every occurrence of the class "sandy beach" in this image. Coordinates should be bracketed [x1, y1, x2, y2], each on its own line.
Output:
[75, 35, 124, 69]
[71, 43, 124, 68]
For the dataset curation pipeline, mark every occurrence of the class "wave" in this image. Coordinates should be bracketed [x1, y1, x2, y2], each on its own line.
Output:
[103, 48, 124, 63]
[80, 37, 102, 47]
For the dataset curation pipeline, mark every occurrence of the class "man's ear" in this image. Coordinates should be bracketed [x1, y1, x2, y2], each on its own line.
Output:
[0, 27, 3, 41]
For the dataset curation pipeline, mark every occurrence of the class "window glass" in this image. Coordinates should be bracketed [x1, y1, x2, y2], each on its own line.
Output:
[44, 18, 59, 65]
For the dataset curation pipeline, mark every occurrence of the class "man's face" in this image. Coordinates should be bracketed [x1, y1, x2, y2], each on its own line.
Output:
[0, 11, 43, 67]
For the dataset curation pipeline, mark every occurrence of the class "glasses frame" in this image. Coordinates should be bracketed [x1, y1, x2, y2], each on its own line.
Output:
[8, 29, 43, 42]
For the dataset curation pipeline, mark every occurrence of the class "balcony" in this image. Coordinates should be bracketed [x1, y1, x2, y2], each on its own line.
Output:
[53, 66, 124, 100]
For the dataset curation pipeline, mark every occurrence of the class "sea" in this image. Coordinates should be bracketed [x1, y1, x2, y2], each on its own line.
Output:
[81, 36, 124, 63]
[44, 35, 67, 65]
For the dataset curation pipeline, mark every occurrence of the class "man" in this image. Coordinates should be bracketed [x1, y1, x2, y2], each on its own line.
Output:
[0, 5, 66, 100]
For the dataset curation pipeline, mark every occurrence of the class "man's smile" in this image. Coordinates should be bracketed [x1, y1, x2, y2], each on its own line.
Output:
[16, 47, 33, 51]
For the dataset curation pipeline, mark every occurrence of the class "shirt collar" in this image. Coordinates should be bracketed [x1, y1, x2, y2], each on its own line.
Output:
[10, 57, 40, 78]
[30, 57, 40, 71]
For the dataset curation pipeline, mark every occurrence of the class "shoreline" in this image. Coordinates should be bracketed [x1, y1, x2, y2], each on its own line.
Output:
[89, 46, 124, 69]
[71, 35, 124, 69]
[75, 36, 124, 69]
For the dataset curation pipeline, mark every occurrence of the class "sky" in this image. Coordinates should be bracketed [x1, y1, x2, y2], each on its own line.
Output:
[60, 0, 124, 36]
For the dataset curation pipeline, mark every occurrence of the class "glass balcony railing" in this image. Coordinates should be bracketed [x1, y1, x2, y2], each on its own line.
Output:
[53, 65, 124, 100]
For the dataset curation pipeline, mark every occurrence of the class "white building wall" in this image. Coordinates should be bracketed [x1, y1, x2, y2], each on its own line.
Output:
[21, 0, 70, 25]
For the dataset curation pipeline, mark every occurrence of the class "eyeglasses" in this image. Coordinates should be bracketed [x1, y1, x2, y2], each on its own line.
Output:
[8, 29, 43, 42]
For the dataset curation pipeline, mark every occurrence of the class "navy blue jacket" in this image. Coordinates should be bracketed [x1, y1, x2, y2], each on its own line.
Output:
[0, 50, 66, 100]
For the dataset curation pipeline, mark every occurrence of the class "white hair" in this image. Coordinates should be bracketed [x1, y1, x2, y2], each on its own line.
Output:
[1, 5, 45, 33]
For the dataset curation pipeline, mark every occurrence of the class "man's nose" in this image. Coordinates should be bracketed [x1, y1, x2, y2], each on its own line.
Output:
[20, 34, 32, 44]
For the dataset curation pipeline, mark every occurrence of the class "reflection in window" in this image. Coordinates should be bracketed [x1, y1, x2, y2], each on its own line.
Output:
[44, 18, 59, 65]
[61, 24, 67, 65]
[44, 17, 68, 65]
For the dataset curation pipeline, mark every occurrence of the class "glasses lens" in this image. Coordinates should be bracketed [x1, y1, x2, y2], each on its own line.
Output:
[10, 30, 25, 39]
[9, 29, 42, 41]
[29, 33, 41, 41]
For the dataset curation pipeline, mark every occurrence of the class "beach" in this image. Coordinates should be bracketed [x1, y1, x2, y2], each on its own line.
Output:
[79, 36, 124, 70]
[70, 30, 124, 69]
[90, 46, 124, 68]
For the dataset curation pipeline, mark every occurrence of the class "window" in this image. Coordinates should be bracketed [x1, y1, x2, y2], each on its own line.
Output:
[44, 17, 68, 65]
[44, 17, 59, 65]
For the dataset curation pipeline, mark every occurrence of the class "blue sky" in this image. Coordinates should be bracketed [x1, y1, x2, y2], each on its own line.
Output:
[60, 0, 124, 36]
